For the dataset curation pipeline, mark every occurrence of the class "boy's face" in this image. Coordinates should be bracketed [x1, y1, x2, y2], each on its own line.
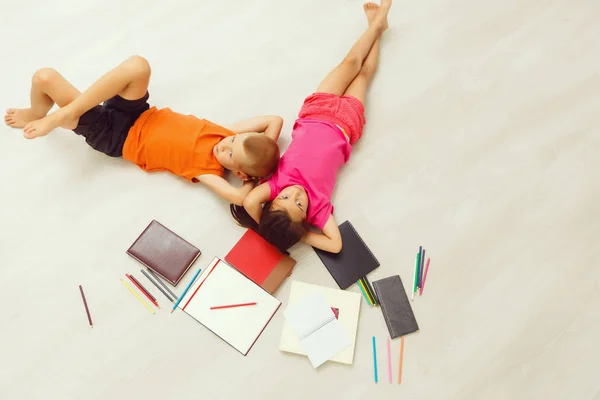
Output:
[213, 132, 257, 180]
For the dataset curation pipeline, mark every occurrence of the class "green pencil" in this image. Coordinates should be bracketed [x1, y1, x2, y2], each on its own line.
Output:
[412, 252, 419, 300]
[357, 279, 373, 305]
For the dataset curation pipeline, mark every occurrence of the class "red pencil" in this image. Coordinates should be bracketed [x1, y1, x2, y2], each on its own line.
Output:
[79, 285, 93, 328]
[126, 274, 160, 309]
[210, 302, 257, 310]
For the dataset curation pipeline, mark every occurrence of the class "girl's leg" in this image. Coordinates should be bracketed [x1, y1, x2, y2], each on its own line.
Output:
[22, 55, 151, 138]
[4, 68, 81, 129]
[343, 36, 381, 104]
[316, 0, 391, 96]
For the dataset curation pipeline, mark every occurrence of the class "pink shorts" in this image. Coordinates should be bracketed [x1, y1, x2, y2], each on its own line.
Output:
[298, 92, 366, 145]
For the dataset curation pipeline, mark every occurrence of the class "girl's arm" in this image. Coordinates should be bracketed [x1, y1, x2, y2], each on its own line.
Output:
[243, 182, 272, 223]
[222, 115, 284, 142]
[302, 215, 343, 253]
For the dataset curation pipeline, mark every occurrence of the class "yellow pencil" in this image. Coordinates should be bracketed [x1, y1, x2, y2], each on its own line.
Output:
[358, 279, 374, 305]
[120, 278, 155, 314]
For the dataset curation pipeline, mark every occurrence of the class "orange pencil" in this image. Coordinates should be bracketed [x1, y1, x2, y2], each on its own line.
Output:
[397, 336, 404, 384]
[127, 274, 160, 309]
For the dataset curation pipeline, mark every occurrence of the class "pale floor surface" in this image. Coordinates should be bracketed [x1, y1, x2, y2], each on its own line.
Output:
[1, 0, 599, 399]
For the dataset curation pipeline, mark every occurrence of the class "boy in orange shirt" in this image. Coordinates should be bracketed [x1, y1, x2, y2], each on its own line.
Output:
[4, 56, 281, 205]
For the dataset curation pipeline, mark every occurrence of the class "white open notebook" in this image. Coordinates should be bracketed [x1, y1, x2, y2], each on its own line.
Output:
[279, 281, 360, 368]
[178, 257, 281, 355]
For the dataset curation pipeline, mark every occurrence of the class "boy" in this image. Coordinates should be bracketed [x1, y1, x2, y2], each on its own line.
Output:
[4, 56, 282, 205]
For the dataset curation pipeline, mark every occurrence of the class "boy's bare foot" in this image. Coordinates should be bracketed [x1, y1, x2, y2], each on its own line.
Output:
[22, 108, 78, 139]
[4, 108, 45, 129]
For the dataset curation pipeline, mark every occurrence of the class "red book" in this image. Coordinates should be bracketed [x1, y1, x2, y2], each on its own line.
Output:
[225, 229, 296, 294]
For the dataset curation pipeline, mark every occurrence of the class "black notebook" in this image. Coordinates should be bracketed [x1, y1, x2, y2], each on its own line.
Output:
[313, 221, 380, 289]
[372, 275, 419, 339]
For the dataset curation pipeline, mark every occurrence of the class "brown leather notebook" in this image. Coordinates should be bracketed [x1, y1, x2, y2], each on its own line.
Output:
[126, 220, 201, 286]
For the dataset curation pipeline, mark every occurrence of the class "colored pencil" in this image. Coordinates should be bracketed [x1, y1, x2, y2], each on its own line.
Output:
[363, 276, 379, 305]
[419, 249, 425, 296]
[141, 269, 173, 303]
[361, 278, 375, 305]
[372, 336, 378, 383]
[171, 267, 203, 313]
[78, 285, 93, 328]
[146, 269, 178, 300]
[412, 253, 418, 300]
[358, 279, 374, 305]
[420, 257, 431, 295]
[127, 274, 159, 309]
[357, 279, 372, 305]
[121, 279, 155, 314]
[416, 247, 422, 289]
[397, 336, 404, 384]
[387, 338, 392, 383]
[182, 261, 221, 311]
[210, 302, 257, 310]
[420, 248, 426, 290]
[128, 274, 155, 301]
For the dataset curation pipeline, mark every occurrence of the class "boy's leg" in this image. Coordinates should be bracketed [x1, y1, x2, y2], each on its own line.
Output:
[315, 0, 390, 96]
[22, 55, 151, 139]
[4, 68, 81, 129]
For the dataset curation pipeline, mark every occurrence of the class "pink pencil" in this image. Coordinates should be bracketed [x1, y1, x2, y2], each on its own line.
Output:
[210, 302, 257, 310]
[387, 338, 392, 383]
[419, 257, 431, 295]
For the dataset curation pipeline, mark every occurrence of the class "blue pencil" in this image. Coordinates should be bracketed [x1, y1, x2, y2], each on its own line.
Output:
[170, 267, 203, 313]
[372, 336, 378, 383]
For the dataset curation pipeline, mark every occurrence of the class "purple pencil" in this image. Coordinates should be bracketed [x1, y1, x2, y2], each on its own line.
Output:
[79, 285, 93, 328]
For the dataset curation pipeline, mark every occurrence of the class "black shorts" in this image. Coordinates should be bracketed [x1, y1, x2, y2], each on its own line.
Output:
[73, 92, 150, 157]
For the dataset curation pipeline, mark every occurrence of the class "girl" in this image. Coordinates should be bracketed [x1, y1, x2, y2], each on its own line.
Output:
[231, 0, 391, 253]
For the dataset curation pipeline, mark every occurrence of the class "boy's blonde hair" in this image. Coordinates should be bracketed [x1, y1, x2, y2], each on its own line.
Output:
[240, 135, 280, 178]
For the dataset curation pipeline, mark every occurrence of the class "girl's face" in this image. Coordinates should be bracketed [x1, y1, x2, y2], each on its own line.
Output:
[271, 185, 309, 222]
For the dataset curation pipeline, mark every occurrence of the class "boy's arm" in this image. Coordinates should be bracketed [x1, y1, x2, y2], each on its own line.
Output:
[302, 215, 343, 253]
[242, 182, 272, 223]
[222, 115, 283, 142]
[195, 174, 256, 205]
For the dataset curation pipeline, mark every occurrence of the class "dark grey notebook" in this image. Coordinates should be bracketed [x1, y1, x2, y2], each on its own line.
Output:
[313, 221, 380, 289]
[372, 275, 419, 339]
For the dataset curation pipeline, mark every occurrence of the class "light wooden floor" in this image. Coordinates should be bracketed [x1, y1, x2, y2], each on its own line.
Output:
[1, 0, 599, 399]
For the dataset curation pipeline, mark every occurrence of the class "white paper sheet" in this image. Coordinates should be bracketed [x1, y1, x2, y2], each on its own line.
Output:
[283, 291, 351, 368]
[280, 281, 361, 365]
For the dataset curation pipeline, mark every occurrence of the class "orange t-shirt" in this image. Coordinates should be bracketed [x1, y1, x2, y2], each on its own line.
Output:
[122, 107, 234, 181]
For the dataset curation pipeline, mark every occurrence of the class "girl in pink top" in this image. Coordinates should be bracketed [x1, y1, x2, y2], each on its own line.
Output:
[232, 0, 392, 253]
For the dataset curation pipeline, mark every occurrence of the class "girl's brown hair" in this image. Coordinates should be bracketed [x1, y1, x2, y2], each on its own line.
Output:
[230, 202, 310, 254]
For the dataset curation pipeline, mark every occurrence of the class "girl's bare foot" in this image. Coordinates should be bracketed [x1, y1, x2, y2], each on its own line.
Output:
[364, 1, 390, 32]
[364, 3, 380, 25]
[377, 0, 392, 30]
[4, 108, 45, 129]
[22, 108, 78, 139]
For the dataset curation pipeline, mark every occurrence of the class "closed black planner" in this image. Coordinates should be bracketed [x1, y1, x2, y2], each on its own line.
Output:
[372, 275, 419, 339]
[313, 221, 380, 289]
